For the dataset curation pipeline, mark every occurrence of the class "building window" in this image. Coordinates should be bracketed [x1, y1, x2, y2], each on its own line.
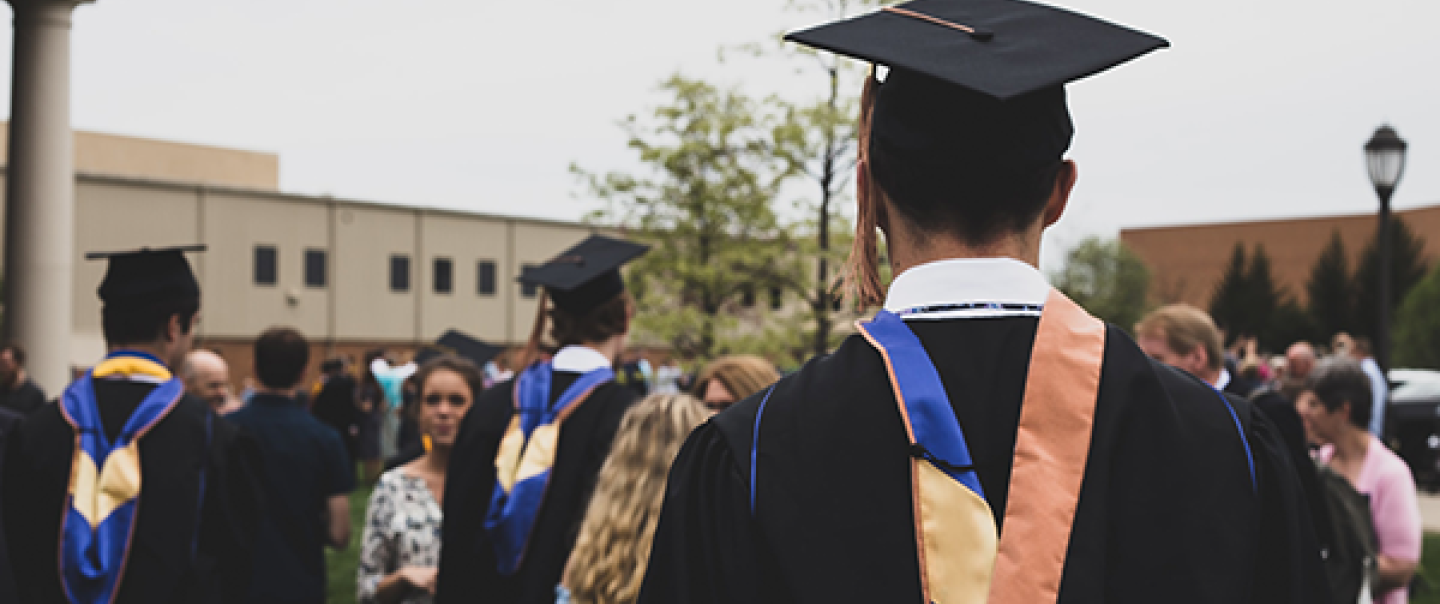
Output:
[254, 245, 277, 286]
[304, 249, 327, 288]
[434, 258, 453, 294]
[520, 264, 539, 298]
[390, 255, 410, 292]
[477, 260, 497, 296]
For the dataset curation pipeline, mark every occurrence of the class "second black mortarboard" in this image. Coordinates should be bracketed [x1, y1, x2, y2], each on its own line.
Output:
[415, 329, 504, 368]
[87, 245, 206, 309]
[518, 235, 649, 315]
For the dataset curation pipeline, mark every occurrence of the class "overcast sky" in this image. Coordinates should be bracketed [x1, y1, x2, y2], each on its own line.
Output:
[1, 0, 1435, 269]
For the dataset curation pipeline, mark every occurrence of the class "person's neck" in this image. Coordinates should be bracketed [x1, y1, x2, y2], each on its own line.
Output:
[885, 220, 1041, 278]
[1331, 426, 1372, 462]
[577, 337, 625, 365]
[423, 445, 451, 474]
[5, 368, 25, 391]
[107, 343, 172, 368]
[255, 386, 295, 398]
[1199, 367, 1222, 388]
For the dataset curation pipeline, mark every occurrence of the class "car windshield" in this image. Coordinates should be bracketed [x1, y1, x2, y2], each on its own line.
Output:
[1390, 369, 1440, 402]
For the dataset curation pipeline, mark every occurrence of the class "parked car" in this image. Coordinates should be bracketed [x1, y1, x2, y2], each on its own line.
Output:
[1387, 368, 1440, 491]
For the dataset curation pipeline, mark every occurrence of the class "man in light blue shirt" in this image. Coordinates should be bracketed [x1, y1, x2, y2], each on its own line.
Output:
[1336, 333, 1389, 438]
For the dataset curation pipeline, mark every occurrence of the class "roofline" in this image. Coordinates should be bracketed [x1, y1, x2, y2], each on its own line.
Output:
[0, 167, 593, 230]
[1120, 201, 1440, 234]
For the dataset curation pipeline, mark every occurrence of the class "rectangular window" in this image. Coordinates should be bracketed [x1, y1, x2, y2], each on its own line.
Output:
[477, 260, 497, 296]
[304, 249, 327, 288]
[390, 255, 411, 292]
[434, 258, 453, 294]
[254, 245, 277, 286]
[520, 263, 539, 298]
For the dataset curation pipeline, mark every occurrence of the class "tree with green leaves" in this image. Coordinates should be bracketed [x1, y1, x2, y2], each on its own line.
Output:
[1306, 231, 1354, 340]
[574, 75, 800, 362]
[758, 0, 881, 356]
[1244, 245, 1283, 345]
[1209, 243, 1250, 341]
[1052, 236, 1151, 331]
[1209, 243, 1286, 348]
[1393, 262, 1440, 369]
[1354, 216, 1429, 342]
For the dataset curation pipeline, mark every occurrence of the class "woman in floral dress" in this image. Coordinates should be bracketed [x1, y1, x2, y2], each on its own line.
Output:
[359, 356, 480, 604]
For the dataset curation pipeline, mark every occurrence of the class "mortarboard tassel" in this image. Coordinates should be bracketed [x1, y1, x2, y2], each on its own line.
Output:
[517, 291, 551, 370]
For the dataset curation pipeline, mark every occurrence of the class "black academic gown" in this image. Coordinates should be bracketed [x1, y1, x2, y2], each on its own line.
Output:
[2, 382, 264, 604]
[436, 372, 637, 604]
[0, 405, 22, 603]
[638, 318, 1331, 604]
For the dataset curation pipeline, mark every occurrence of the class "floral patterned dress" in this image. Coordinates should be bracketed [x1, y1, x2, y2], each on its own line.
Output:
[358, 468, 443, 604]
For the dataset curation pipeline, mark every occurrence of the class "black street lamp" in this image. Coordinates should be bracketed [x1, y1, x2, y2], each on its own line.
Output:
[1364, 124, 1408, 373]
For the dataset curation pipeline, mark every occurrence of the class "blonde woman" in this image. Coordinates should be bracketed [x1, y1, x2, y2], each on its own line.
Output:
[359, 356, 481, 604]
[558, 393, 710, 604]
[693, 355, 781, 413]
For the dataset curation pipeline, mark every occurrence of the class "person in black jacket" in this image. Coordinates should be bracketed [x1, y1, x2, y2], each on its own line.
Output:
[437, 235, 646, 604]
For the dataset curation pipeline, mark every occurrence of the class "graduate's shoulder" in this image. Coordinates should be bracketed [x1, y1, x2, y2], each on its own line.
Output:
[1100, 325, 1255, 452]
[707, 334, 885, 461]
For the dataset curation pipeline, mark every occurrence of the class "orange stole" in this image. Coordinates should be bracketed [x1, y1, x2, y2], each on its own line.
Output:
[868, 289, 1105, 604]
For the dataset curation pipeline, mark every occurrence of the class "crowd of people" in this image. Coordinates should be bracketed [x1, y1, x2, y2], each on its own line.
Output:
[0, 0, 1429, 602]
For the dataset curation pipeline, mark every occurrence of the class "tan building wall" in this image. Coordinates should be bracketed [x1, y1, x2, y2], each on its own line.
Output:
[1121, 203, 1440, 309]
[21, 170, 600, 372]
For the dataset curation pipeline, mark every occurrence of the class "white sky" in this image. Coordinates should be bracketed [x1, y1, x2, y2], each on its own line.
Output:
[1, 0, 1435, 270]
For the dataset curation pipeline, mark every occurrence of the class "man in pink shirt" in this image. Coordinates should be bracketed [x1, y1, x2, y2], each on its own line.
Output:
[1300, 357, 1422, 604]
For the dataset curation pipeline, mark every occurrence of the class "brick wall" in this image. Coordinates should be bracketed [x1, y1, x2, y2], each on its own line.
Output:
[1121, 203, 1440, 309]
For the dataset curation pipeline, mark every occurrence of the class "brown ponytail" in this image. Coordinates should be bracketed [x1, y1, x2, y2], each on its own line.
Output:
[839, 68, 887, 308]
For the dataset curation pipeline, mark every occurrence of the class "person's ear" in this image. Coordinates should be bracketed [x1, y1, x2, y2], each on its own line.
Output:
[166, 314, 184, 343]
[1042, 160, 1078, 228]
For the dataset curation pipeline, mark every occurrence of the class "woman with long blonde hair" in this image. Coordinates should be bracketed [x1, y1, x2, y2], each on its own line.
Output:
[693, 355, 781, 413]
[559, 393, 710, 604]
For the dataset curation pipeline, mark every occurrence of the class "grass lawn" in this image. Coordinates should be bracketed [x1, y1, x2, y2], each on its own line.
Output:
[325, 481, 373, 604]
[1413, 534, 1440, 604]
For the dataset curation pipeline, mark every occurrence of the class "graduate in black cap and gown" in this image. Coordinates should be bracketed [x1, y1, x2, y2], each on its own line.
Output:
[437, 235, 647, 604]
[2, 247, 263, 604]
[638, 1, 1331, 602]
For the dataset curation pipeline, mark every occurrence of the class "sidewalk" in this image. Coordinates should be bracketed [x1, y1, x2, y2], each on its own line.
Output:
[1420, 494, 1440, 532]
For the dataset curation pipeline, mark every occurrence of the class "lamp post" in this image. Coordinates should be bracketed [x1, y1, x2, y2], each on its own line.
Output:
[1364, 125, 1408, 373]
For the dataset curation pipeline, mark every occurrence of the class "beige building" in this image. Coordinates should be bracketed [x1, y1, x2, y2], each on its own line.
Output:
[0, 125, 599, 387]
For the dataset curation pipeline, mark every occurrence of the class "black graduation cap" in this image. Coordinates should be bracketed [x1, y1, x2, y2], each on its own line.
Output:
[785, 0, 1167, 202]
[518, 235, 649, 315]
[785, 0, 1168, 101]
[86, 245, 206, 308]
[415, 329, 504, 368]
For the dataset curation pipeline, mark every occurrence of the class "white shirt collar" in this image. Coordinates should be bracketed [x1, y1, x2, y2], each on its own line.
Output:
[883, 258, 1051, 320]
[1215, 367, 1231, 391]
[551, 345, 612, 373]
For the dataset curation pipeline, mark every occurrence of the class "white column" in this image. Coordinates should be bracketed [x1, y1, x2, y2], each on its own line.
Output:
[3, 0, 90, 394]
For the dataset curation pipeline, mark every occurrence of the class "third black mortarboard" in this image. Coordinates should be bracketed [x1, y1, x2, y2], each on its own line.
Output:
[518, 235, 649, 315]
[416, 329, 504, 368]
[87, 245, 206, 308]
